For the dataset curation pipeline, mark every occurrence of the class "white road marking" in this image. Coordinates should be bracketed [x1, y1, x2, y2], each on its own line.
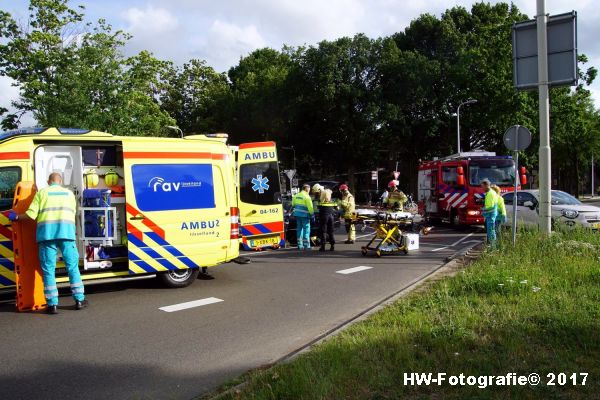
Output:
[450, 233, 474, 247]
[336, 266, 373, 275]
[431, 246, 450, 252]
[430, 233, 475, 252]
[159, 297, 224, 312]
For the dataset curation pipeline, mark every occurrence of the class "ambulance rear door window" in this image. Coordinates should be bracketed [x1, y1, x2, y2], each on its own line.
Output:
[240, 162, 281, 205]
[0, 167, 21, 211]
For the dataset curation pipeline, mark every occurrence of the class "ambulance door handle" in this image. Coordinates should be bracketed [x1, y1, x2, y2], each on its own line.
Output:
[130, 214, 146, 221]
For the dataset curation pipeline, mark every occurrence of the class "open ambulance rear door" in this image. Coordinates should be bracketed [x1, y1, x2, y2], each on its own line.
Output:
[236, 142, 284, 250]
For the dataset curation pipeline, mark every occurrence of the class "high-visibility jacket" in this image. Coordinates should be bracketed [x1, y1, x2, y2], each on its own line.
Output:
[291, 191, 314, 218]
[339, 193, 355, 219]
[25, 184, 77, 242]
[482, 189, 498, 217]
[497, 194, 507, 217]
[384, 190, 407, 210]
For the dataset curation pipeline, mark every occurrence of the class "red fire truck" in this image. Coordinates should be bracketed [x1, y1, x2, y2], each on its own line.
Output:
[417, 151, 527, 226]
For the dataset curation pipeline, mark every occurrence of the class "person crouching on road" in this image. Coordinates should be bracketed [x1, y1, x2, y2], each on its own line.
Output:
[292, 184, 314, 250]
[313, 184, 336, 252]
[491, 185, 507, 239]
[481, 179, 498, 248]
[338, 184, 356, 244]
[9, 173, 87, 314]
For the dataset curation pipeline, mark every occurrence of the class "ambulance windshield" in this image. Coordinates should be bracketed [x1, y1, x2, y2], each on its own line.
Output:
[468, 159, 515, 186]
[240, 161, 281, 205]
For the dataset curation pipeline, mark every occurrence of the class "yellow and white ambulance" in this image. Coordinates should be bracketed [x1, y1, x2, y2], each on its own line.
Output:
[0, 127, 282, 302]
[235, 141, 285, 251]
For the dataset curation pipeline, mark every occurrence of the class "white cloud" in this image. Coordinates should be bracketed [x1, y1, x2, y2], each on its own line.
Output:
[0, 76, 36, 129]
[120, 5, 183, 61]
[192, 20, 266, 71]
[121, 5, 179, 34]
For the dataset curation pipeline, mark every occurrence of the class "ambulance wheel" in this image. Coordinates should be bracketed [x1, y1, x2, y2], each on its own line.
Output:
[159, 268, 200, 288]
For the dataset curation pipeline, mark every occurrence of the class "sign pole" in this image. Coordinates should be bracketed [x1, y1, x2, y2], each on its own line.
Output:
[537, 0, 552, 234]
[512, 128, 520, 246]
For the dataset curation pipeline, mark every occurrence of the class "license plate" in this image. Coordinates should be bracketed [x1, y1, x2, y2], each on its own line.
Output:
[593, 223, 600, 229]
[250, 235, 280, 247]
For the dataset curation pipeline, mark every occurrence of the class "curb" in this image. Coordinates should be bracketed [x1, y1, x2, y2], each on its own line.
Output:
[204, 239, 484, 400]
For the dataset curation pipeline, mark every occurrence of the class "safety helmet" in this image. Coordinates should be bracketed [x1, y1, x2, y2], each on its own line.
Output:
[311, 183, 324, 193]
[104, 169, 119, 187]
[339, 184, 349, 191]
[387, 180, 397, 188]
[84, 169, 99, 188]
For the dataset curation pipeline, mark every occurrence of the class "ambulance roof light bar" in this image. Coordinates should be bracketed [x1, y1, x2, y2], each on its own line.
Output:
[441, 151, 497, 161]
[205, 133, 229, 138]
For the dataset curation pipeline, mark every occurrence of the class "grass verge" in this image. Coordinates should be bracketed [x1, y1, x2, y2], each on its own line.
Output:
[212, 229, 600, 399]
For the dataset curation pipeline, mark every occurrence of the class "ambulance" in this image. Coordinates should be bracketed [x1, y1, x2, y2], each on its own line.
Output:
[234, 142, 285, 251]
[0, 127, 283, 309]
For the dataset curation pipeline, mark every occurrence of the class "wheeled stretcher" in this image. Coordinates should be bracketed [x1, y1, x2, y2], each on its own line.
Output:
[352, 209, 432, 257]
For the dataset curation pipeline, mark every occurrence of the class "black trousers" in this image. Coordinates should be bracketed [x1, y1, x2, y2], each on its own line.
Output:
[319, 211, 335, 246]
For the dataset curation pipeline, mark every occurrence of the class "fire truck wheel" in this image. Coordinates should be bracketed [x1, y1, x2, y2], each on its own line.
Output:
[159, 268, 200, 288]
[450, 211, 460, 227]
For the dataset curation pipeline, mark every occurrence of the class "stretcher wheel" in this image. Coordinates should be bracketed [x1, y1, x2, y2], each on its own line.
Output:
[403, 249, 408, 255]
[375, 250, 382, 258]
[361, 248, 367, 256]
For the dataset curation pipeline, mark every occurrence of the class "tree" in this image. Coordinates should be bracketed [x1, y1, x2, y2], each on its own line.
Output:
[291, 35, 382, 179]
[160, 59, 229, 134]
[0, 0, 174, 135]
[550, 56, 599, 196]
[224, 48, 295, 144]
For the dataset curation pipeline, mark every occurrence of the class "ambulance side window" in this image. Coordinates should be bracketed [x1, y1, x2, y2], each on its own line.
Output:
[0, 167, 21, 211]
[442, 167, 458, 186]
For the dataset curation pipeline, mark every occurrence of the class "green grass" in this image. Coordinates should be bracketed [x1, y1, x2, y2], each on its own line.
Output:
[215, 229, 600, 400]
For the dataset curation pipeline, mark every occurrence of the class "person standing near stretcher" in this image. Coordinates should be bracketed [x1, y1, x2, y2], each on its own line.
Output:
[8, 173, 87, 314]
[312, 184, 336, 252]
[291, 184, 314, 250]
[481, 179, 498, 248]
[338, 184, 356, 244]
[384, 181, 408, 211]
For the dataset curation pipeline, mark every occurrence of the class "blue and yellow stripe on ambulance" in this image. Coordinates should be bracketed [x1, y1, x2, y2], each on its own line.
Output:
[0, 213, 16, 287]
[125, 203, 200, 274]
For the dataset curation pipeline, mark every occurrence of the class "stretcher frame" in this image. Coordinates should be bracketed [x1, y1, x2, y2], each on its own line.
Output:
[358, 212, 413, 257]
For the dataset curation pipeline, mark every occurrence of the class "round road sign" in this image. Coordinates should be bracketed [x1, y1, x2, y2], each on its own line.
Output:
[503, 125, 532, 151]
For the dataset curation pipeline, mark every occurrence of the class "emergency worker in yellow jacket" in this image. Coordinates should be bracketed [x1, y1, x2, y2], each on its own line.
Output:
[481, 179, 498, 248]
[9, 173, 86, 314]
[291, 184, 314, 250]
[338, 184, 356, 244]
[491, 185, 507, 239]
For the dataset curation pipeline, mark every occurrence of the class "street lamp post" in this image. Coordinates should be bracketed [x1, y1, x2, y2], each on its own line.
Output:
[456, 99, 477, 154]
[281, 146, 296, 170]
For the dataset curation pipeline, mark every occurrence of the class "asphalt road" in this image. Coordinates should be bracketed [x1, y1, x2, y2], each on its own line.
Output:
[0, 226, 483, 400]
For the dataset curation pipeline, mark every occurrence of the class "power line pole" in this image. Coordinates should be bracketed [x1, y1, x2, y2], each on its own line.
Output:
[537, 0, 552, 234]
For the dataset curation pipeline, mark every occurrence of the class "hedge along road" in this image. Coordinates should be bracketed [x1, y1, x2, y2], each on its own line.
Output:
[0, 226, 482, 400]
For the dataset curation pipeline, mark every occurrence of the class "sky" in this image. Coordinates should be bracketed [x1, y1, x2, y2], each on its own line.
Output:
[1, 0, 599, 127]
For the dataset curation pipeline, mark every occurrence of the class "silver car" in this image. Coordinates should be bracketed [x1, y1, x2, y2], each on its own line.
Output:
[502, 190, 600, 229]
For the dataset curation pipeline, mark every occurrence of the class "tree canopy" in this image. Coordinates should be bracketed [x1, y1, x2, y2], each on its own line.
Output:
[1, 0, 598, 196]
